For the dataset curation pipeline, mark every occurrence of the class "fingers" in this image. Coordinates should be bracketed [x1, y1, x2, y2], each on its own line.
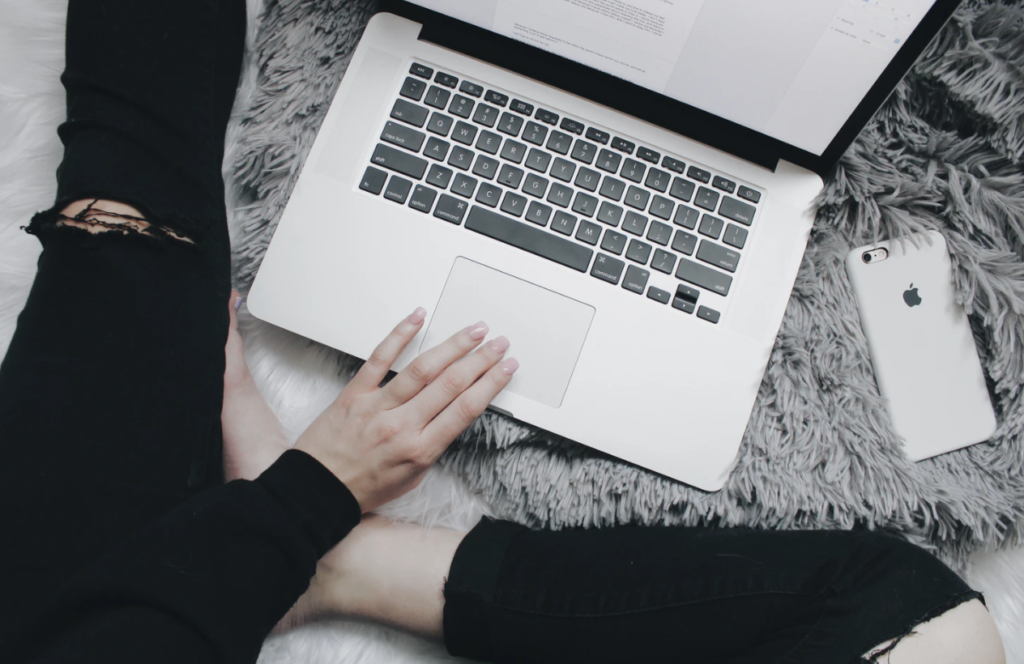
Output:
[404, 335, 509, 422]
[420, 357, 519, 453]
[348, 307, 428, 394]
[379, 321, 489, 408]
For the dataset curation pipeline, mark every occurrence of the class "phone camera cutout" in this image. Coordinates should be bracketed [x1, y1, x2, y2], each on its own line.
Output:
[862, 248, 889, 264]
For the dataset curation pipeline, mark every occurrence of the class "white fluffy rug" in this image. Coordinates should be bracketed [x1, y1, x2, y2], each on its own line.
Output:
[1, 1, 1022, 662]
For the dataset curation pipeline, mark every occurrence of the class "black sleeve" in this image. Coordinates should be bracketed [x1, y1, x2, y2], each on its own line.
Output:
[7, 449, 361, 664]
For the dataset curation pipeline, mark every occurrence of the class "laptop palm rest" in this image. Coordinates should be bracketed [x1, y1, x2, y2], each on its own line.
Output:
[420, 258, 595, 409]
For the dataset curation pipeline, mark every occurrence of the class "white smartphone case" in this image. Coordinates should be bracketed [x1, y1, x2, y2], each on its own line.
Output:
[846, 231, 996, 460]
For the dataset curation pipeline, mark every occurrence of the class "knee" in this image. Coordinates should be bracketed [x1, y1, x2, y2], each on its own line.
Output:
[879, 598, 1005, 664]
[46, 199, 194, 244]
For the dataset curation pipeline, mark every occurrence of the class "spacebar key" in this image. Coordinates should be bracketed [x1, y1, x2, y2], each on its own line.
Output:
[466, 206, 593, 272]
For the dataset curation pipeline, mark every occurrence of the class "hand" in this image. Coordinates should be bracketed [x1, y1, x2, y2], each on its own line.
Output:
[294, 308, 518, 512]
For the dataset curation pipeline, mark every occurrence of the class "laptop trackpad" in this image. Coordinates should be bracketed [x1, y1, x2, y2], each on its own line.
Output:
[420, 258, 595, 409]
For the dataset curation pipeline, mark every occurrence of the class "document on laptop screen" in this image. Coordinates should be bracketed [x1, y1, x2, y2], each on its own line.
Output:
[405, 0, 937, 155]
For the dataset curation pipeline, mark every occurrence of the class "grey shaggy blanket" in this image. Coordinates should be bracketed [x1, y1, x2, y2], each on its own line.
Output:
[227, 0, 1024, 570]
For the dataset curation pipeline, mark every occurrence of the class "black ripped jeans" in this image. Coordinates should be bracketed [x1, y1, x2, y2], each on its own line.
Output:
[0, 0, 981, 663]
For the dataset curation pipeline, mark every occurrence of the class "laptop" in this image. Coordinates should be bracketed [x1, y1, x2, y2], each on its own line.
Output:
[248, 0, 961, 491]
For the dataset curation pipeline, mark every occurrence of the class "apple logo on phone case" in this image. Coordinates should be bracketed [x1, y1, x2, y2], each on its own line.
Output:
[903, 284, 922, 307]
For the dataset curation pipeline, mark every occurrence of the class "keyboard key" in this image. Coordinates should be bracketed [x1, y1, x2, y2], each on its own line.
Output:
[459, 80, 484, 97]
[625, 186, 650, 211]
[622, 211, 647, 236]
[719, 196, 756, 226]
[476, 131, 502, 155]
[380, 121, 426, 152]
[522, 122, 548, 145]
[497, 112, 524, 136]
[510, 99, 534, 115]
[597, 201, 623, 226]
[611, 137, 635, 154]
[475, 182, 502, 208]
[674, 205, 700, 229]
[696, 240, 740, 273]
[467, 206, 594, 272]
[712, 175, 736, 193]
[596, 149, 622, 174]
[547, 182, 574, 208]
[408, 184, 437, 212]
[485, 90, 509, 106]
[435, 72, 458, 88]
[551, 211, 577, 235]
[626, 239, 652, 264]
[591, 253, 625, 284]
[622, 265, 650, 294]
[451, 121, 477, 145]
[547, 131, 573, 155]
[451, 173, 478, 198]
[698, 214, 724, 239]
[390, 99, 428, 127]
[472, 104, 499, 127]
[599, 177, 626, 201]
[647, 221, 672, 246]
[526, 148, 551, 172]
[695, 187, 720, 211]
[687, 166, 711, 183]
[434, 194, 469, 224]
[601, 229, 627, 255]
[551, 158, 577, 183]
[424, 86, 451, 110]
[676, 258, 732, 296]
[672, 297, 695, 314]
[448, 145, 473, 171]
[427, 112, 454, 136]
[647, 286, 671, 304]
[576, 220, 601, 245]
[571, 140, 597, 164]
[572, 192, 599, 217]
[637, 147, 660, 163]
[723, 224, 748, 249]
[500, 191, 528, 217]
[669, 177, 696, 202]
[526, 201, 553, 226]
[651, 248, 677, 274]
[737, 185, 761, 204]
[500, 139, 527, 164]
[410, 63, 433, 79]
[449, 94, 475, 119]
[574, 167, 600, 192]
[586, 127, 610, 144]
[560, 117, 585, 135]
[697, 305, 721, 324]
[536, 109, 559, 125]
[523, 173, 549, 198]
[662, 156, 685, 173]
[427, 164, 453, 188]
[675, 284, 700, 303]
[672, 230, 697, 255]
[358, 166, 387, 194]
[621, 158, 646, 183]
[424, 136, 450, 161]
[371, 143, 428, 179]
[649, 195, 674, 221]
[472, 154, 499, 180]
[497, 163, 524, 188]
[645, 168, 670, 193]
[400, 77, 426, 101]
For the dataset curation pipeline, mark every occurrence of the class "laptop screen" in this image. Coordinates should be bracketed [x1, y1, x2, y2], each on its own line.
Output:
[404, 0, 937, 156]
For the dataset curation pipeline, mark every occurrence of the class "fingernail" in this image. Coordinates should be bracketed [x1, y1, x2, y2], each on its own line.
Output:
[488, 335, 510, 353]
[500, 358, 519, 375]
[234, 296, 243, 312]
[467, 321, 489, 340]
[407, 307, 427, 325]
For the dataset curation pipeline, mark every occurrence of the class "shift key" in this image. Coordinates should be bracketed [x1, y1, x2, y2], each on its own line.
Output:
[675, 257, 732, 296]
[371, 143, 428, 180]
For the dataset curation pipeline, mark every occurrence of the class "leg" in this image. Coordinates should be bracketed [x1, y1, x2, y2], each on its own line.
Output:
[0, 0, 245, 642]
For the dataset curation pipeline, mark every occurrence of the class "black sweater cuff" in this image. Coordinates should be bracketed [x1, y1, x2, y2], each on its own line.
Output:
[256, 449, 362, 557]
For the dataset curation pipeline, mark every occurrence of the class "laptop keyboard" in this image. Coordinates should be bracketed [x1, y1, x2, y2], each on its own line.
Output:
[357, 62, 763, 324]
